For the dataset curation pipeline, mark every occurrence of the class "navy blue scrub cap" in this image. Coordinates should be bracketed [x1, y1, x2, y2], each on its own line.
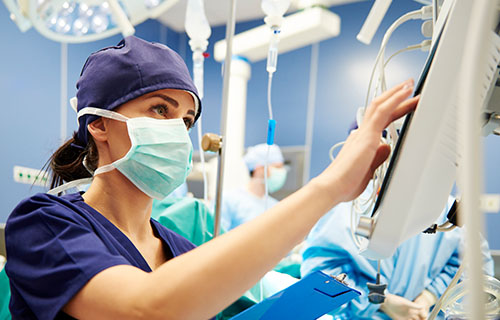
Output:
[75, 35, 201, 146]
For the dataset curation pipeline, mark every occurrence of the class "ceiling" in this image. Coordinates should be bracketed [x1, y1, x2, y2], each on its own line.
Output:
[156, 0, 368, 32]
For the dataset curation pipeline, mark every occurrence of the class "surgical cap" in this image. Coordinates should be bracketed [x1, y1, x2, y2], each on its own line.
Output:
[75, 36, 201, 146]
[244, 144, 284, 172]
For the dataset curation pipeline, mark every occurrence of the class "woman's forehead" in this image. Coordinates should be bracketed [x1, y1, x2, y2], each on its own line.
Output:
[144, 89, 197, 111]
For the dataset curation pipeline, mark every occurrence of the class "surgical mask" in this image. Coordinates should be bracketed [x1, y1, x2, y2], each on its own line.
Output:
[77, 107, 193, 200]
[267, 167, 287, 193]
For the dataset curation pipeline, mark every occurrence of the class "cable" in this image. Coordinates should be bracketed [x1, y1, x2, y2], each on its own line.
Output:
[383, 41, 428, 68]
[364, 7, 431, 110]
[428, 262, 464, 320]
[264, 145, 270, 209]
[328, 141, 345, 161]
[264, 33, 278, 209]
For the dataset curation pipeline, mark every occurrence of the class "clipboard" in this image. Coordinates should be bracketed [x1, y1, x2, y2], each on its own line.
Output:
[231, 271, 361, 320]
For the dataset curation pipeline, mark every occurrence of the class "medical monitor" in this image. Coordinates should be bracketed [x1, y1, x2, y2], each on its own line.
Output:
[357, 0, 500, 260]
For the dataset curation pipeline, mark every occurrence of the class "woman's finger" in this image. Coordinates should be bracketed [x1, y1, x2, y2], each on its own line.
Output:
[368, 85, 415, 131]
[370, 78, 414, 108]
[388, 95, 419, 124]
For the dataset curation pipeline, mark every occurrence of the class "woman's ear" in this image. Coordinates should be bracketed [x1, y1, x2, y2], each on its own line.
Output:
[87, 118, 107, 142]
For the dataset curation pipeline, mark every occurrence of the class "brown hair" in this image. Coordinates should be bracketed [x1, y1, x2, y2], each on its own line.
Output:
[48, 132, 99, 189]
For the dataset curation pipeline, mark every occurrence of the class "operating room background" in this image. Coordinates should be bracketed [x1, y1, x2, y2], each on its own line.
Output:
[1, 0, 500, 255]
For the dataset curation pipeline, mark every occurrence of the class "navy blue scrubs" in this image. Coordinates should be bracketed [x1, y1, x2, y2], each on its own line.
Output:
[5, 192, 196, 319]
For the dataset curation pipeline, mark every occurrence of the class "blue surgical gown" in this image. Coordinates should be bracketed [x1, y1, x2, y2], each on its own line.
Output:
[220, 188, 278, 231]
[5, 192, 197, 320]
[301, 198, 494, 320]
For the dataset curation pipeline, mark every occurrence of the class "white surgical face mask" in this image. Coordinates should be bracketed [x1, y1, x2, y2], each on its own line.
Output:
[267, 166, 287, 193]
[77, 108, 193, 199]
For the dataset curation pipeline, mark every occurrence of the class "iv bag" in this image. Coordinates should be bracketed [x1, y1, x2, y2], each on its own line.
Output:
[261, 0, 291, 19]
[185, 0, 211, 47]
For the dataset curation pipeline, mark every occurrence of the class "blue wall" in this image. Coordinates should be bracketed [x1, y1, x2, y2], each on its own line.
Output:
[1, 0, 499, 249]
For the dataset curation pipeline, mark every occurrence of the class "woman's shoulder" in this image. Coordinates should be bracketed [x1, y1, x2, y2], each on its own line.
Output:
[7, 192, 88, 229]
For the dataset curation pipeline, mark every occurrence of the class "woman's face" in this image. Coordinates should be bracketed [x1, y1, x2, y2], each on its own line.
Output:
[103, 88, 196, 162]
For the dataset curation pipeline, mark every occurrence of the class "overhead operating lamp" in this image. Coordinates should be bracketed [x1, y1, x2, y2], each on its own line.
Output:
[2, 0, 179, 43]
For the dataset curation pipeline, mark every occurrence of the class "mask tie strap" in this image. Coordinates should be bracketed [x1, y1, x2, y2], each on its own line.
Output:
[47, 178, 93, 195]
[77, 107, 129, 122]
[94, 164, 116, 176]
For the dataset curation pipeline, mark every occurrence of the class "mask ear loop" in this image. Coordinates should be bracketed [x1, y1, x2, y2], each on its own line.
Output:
[77, 107, 131, 177]
[48, 108, 130, 196]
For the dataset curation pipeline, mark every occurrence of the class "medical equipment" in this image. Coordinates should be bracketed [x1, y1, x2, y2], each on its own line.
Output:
[354, 0, 500, 259]
[441, 275, 500, 319]
[214, 7, 339, 63]
[357, 0, 393, 45]
[341, 5, 434, 252]
[354, 1, 500, 317]
[210, 0, 238, 239]
[185, 0, 211, 203]
[212, 6, 339, 203]
[260, 0, 290, 207]
[201, 132, 224, 237]
[2, 0, 179, 43]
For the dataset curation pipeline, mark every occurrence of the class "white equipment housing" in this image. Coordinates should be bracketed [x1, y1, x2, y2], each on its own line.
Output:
[214, 6, 340, 62]
[357, 0, 500, 260]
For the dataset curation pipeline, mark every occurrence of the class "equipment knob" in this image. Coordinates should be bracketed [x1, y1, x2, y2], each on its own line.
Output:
[201, 133, 222, 152]
[356, 216, 375, 239]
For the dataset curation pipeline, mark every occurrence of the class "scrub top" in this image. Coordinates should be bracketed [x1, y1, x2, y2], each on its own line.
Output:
[5, 192, 196, 320]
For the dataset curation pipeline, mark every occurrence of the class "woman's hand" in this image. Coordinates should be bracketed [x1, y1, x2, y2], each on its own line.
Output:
[316, 79, 419, 203]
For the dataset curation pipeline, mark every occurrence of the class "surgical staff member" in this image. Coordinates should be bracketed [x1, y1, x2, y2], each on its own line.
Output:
[5, 36, 419, 320]
[221, 143, 286, 231]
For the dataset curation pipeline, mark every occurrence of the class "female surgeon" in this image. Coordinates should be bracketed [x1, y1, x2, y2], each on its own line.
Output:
[5, 36, 419, 320]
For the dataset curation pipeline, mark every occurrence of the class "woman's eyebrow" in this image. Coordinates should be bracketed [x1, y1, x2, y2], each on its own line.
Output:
[150, 93, 179, 107]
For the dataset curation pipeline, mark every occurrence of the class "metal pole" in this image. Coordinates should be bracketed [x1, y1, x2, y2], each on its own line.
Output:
[213, 0, 237, 238]
[214, 147, 224, 237]
[303, 42, 319, 184]
[459, 0, 497, 318]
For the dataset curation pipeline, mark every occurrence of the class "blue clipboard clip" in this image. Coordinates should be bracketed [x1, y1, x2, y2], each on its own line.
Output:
[231, 271, 361, 320]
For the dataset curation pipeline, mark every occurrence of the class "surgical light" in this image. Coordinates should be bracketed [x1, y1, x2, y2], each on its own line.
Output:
[2, 0, 179, 43]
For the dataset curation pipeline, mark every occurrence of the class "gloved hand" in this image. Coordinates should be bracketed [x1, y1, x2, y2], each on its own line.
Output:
[413, 289, 437, 319]
[380, 293, 427, 320]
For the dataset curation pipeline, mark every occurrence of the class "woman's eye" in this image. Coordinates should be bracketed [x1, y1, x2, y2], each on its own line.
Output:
[184, 118, 194, 129]
[152, 104, 168, 117]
